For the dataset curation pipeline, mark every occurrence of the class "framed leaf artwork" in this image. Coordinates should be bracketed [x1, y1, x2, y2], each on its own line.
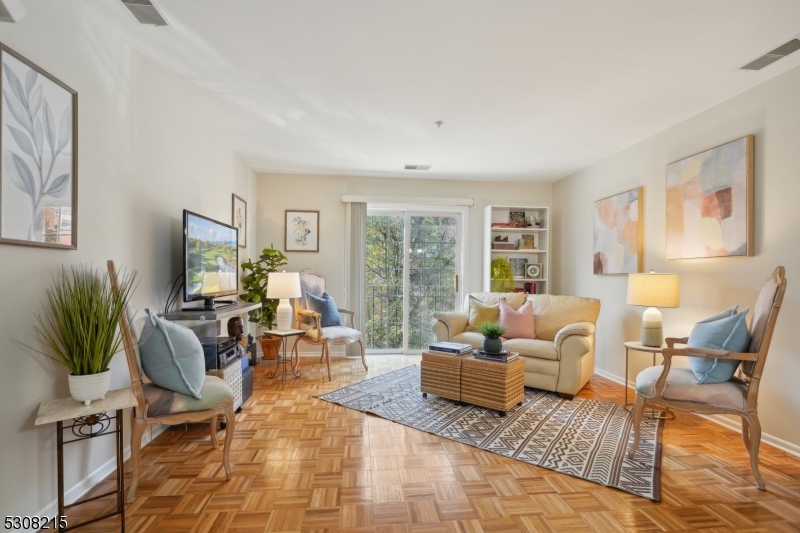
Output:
[666, 135, 754, 259]
[1, 43, 78, 249]
[593, 187, 643, 274]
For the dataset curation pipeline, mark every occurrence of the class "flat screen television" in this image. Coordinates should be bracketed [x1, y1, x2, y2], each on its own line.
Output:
[183, 210, 239, 310]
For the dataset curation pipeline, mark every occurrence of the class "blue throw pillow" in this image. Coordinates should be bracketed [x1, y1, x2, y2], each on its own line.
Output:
[138, 309, 205, 399]
[687, 308, 751, 384]
[306, 292, 342, 328]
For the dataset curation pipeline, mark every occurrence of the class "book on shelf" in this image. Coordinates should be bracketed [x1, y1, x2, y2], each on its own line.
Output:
[524, 282, 537, 294]
[428, 342, 472, 354]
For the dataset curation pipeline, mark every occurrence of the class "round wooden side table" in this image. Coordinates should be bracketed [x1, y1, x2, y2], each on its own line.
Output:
[624, 341, 674, 420]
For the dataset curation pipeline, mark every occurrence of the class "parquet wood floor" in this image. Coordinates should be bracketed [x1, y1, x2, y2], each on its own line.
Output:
[66, 355, 800, 532]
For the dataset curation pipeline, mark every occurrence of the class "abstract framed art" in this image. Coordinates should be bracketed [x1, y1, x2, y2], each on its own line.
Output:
[232, 193, 247, 248]
[666, 135, 753, 259]
[285, 210, 319, 252]
[1, 43, 78, 249]
[593, 187, 643, 275]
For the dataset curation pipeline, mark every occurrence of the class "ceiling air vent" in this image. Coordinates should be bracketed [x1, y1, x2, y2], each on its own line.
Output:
[119, 0, 170, 27]
[404, 164, 432, 171]
[741, 38, 800, 70]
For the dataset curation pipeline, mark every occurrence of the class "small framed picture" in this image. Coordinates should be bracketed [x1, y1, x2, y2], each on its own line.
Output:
[232, 194, 247, 248]
[525, 263, 543, 280]
[285, 210, 319, 252]
[509, 257, 528, 278]
[509, 210, 526, 227]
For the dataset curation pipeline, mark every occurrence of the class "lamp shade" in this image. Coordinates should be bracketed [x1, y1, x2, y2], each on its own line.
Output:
[626, 272, 680, 308]
[266, 271, 301, 299]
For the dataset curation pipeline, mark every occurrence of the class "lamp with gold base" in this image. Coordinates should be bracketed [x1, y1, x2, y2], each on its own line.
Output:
[626, 271, 680, 347]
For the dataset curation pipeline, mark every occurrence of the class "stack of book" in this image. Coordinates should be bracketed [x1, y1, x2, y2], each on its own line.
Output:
[428, 342, 473, 357]
[474, 350, 520, 363]
[517, 234, 537, 250]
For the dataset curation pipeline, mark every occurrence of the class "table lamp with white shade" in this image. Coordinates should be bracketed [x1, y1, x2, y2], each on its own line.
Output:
[267, 271, 301, 331]
[626, 271, 680, 347]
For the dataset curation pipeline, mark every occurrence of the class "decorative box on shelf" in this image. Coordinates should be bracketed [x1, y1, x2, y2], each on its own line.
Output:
[492, 242, 516, 250]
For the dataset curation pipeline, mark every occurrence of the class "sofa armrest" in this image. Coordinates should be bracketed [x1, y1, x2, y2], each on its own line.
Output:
[432, 312, 469, 342]
[554, 322, 596, 351]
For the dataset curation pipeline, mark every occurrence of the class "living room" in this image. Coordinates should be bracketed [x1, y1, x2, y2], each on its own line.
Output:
[2, 1, 800, 531]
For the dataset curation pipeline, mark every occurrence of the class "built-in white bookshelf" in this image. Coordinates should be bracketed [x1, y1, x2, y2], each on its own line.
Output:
[482, 205, 550, 295]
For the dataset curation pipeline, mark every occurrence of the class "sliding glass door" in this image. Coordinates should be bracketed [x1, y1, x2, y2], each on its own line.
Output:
[366, 209, 462, 353]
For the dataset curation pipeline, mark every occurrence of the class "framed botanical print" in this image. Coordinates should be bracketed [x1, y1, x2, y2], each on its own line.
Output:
[1, 43, 78, 249]
[232, 193, 247, 248]
[285, 210, 319, 252]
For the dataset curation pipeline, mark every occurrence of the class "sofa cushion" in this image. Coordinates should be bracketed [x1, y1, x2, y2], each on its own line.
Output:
[451, 331, 485, 349]
[138, 309, 205, 399]
[463, 292, 526, 312]
[687, 309, 750, 384]
[499, 299, 536, 339]
[525, 294, 601, 341]
[502, 338, 558, 361]
[304, 325, 361, 342]
[465, 296, 500, 332]
[635, 365, 746, 410]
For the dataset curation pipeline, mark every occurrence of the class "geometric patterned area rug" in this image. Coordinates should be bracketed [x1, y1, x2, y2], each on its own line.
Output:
[317, 365, 664, 501]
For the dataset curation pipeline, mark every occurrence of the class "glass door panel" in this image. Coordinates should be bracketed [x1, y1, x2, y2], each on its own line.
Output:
[365, 214, 404, 351]
[366, 210, 461, 354]
[408, 215, 458, 350]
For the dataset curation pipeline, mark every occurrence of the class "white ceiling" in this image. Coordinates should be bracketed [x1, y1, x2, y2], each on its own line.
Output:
[94, 0, 800, 182]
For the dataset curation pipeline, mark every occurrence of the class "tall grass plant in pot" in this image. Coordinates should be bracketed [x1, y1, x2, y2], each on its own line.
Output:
[29, 265, 137, 405]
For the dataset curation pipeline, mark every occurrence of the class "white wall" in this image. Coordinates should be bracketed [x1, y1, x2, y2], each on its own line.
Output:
[553, 63, 800, 449]
[0, 2, 258, 519]
[255, 174, 552, 350]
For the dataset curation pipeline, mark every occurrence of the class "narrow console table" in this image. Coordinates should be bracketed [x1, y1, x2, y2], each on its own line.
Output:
[35, 389, 138, 532]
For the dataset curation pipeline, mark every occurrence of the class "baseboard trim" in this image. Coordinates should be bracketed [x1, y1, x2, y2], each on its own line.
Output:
[33, 424, 168, 519]
[592, 368, 800, 458]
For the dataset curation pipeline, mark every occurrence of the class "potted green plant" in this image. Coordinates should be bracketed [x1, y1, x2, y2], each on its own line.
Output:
[490, 257, 514, 292]
[29, 265, 137, 405]
[240, 245, 288, 359]
[478, 322, 507, 354]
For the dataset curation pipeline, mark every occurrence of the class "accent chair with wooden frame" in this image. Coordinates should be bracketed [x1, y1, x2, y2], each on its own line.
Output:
[627, 266, 787, 490]
[291, 268, 367, 380]
[108, 260, 235, 503]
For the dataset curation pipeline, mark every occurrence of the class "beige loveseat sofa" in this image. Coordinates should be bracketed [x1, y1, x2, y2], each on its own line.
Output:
[432, 292, 601, 399]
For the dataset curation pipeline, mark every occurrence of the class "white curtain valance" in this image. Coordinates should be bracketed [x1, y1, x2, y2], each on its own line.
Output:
[341, 195, 473, 206]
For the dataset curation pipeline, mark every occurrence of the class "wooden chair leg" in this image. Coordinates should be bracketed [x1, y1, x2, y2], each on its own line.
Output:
[744, 413, 765, 490]
[222, 407, 234, 481]
[324, 343, 332, 381]
[210, 415, 219, 448]
[627, 393, 647, 459]
[126, 408, 137, 474]
[126, 419, 147, 503]
[741, 417, 751, 453]
[358, 338, 368, 372]
[319, 343, 325, 363]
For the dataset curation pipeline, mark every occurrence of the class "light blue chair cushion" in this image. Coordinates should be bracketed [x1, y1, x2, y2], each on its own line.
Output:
[138, 309, 205, 399]
[686, 308, 751, 384]
[306, 291, 342, 328]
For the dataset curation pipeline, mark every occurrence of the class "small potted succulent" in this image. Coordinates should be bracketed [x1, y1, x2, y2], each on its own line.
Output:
[28, 265, 137, 405]
[478, 322, 507, 354]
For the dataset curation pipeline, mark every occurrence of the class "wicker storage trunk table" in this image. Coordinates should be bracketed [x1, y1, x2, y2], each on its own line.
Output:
[420, 351, 463, 402]
[461, 355, 525, 416]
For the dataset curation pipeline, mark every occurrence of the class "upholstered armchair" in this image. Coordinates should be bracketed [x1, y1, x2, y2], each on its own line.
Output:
[628, 267, 787, 490]
[108, 261, 235, 503]
[291, 269, 367, 380]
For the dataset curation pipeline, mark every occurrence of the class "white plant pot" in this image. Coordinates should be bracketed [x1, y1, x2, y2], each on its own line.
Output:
[68, 370, 111, 406]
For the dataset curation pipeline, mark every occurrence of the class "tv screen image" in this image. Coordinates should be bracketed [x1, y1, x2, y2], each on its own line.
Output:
[184, 211, 238, 303]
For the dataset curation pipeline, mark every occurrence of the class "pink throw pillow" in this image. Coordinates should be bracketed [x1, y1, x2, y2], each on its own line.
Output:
[499, 298, 536, 339]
